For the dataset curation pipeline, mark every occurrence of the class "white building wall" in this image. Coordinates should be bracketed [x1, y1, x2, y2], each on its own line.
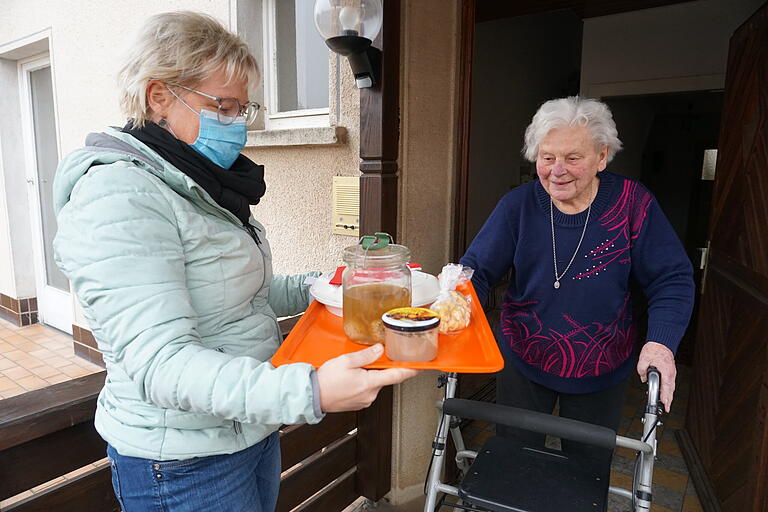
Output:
[0, 55, 37, 299]
[0, 0, 233, 155]
[580, 0, 764, 98]
[0, 135, 16, 296]
[0, 0, 362, 327]
[0, 1, 232, 311]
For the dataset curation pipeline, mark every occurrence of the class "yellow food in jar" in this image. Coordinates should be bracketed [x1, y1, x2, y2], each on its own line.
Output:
[343, 283, 411, 344]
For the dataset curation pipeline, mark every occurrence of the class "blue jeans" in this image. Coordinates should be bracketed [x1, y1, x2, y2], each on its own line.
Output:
[107, 432, 281, 512]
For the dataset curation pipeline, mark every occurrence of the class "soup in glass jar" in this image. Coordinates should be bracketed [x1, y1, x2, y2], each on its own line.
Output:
[343, 283, 411, 344]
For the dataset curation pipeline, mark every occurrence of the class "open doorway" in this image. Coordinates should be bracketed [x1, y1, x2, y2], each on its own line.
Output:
[458, 0, 761, 378]
[454, 0, 767, 508]
[605, 91, 723, 364]
[461, 10, 582, 360]
[465, 10, 582, 254]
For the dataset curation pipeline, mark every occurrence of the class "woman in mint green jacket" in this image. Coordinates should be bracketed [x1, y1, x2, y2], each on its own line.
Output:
[52, 12, 416, 512]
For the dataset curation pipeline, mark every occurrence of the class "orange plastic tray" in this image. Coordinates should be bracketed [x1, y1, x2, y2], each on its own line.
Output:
[272, 282, 504, 373]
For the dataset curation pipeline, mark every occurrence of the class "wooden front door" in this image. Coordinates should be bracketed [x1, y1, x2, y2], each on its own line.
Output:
[685, 3, 768, 511]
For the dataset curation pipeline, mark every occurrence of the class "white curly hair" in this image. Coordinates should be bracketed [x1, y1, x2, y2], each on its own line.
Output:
[523, 96, 622, 163]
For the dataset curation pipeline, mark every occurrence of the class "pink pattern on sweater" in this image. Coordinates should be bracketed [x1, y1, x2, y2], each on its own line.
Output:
[501, 295, 635, 378]
[573, 181, 652, 281]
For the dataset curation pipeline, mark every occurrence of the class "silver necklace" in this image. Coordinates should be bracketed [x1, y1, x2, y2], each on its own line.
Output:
[550, 199, 591, 289]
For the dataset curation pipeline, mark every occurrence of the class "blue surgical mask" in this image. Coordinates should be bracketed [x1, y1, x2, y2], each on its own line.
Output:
[168, 89, 247, 169]
[192, 110, 247, 169]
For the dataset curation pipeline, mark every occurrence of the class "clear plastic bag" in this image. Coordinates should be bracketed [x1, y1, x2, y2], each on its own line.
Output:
[430, 264, 474, 334]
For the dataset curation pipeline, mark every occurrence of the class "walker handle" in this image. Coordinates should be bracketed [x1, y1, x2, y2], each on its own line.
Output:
[646, 365, 663, 414]
[441, 398, 617, 450]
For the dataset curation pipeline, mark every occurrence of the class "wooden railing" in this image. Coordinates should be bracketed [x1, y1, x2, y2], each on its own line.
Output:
[278, 414, 358, 511]
[0, 371, 118, 511]
[0, 319, 392, 511]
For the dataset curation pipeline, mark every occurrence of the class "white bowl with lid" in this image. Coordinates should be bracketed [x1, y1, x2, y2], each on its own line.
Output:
[310, 269, 440, 317]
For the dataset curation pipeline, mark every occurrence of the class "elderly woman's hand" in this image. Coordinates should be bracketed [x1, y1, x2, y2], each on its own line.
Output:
[317, 344, 419, 413]
[637, 341, 677, 412]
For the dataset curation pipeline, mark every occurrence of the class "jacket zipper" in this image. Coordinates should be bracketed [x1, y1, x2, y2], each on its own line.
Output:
[188, 187, 259, 239]
[243, 222, 262, 244]
[148, 174, 255, 443]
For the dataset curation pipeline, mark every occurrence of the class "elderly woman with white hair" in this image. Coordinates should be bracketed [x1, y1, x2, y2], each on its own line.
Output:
[52, 11, 417, 512]
[460, 96, 694, 467]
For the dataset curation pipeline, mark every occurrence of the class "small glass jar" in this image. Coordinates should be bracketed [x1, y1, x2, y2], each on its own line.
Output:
[382, 307, 440, 362]
[342, 242, 411, 345]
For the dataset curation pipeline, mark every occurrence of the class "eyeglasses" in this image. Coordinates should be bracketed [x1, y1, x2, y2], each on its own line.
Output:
[171, 84, 260, 126]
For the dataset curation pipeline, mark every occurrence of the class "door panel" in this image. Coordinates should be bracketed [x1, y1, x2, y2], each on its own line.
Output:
[30, 66, 67, 292]
[21, 57, 72, 334]
[685, 3, 768, 510]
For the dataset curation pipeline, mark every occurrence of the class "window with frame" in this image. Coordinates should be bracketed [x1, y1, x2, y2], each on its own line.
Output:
[261, 0, 332, 129]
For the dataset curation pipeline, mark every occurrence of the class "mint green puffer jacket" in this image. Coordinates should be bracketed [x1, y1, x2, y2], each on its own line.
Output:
[53, 127, 323, 460]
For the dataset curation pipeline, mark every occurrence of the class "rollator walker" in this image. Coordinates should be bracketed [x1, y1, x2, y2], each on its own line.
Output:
[424, 367, 663, 512]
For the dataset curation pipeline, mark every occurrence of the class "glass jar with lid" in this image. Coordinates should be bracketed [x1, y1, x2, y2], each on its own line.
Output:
[342, 233, 412, 345]
[382, 307, 440, 361]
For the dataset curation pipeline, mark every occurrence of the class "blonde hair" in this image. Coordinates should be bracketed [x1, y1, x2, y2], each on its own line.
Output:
[117, 11, 260, 127]
[523, 96, 623, 163]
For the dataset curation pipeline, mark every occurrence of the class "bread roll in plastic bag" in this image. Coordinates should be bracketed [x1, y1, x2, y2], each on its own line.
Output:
[430, 264, 474, 334]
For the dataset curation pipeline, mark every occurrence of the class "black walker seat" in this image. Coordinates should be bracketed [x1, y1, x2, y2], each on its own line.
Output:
[458, 436, 610, 512]
[424, 371, 661, 512]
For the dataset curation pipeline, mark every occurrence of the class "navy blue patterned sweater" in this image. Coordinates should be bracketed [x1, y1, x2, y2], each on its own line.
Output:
[460, 172, 695, 394]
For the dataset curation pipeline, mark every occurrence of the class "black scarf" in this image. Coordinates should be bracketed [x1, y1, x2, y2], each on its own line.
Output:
[123, 121, 266, 242]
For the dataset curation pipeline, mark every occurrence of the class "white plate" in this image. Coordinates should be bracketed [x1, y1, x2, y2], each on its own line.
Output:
[310, 270, 440, 317]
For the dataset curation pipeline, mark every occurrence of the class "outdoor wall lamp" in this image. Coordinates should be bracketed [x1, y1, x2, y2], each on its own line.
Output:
[313, 0, 383, 88]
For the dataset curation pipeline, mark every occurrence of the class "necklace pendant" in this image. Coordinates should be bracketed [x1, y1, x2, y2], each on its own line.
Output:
[554, 280, 560, 289]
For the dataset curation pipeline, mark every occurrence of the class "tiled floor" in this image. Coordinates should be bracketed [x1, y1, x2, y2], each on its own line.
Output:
[461, 365, 702, 512]
[607, 365, 701, 512]
[0, 317, 102, 399]
[0, 317, 106, 510]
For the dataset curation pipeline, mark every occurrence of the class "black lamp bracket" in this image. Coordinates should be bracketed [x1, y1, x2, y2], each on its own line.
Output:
[326, 35, 381, 88]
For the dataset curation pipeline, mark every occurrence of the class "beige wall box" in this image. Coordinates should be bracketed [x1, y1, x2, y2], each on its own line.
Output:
[332, 176, 360, 236]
